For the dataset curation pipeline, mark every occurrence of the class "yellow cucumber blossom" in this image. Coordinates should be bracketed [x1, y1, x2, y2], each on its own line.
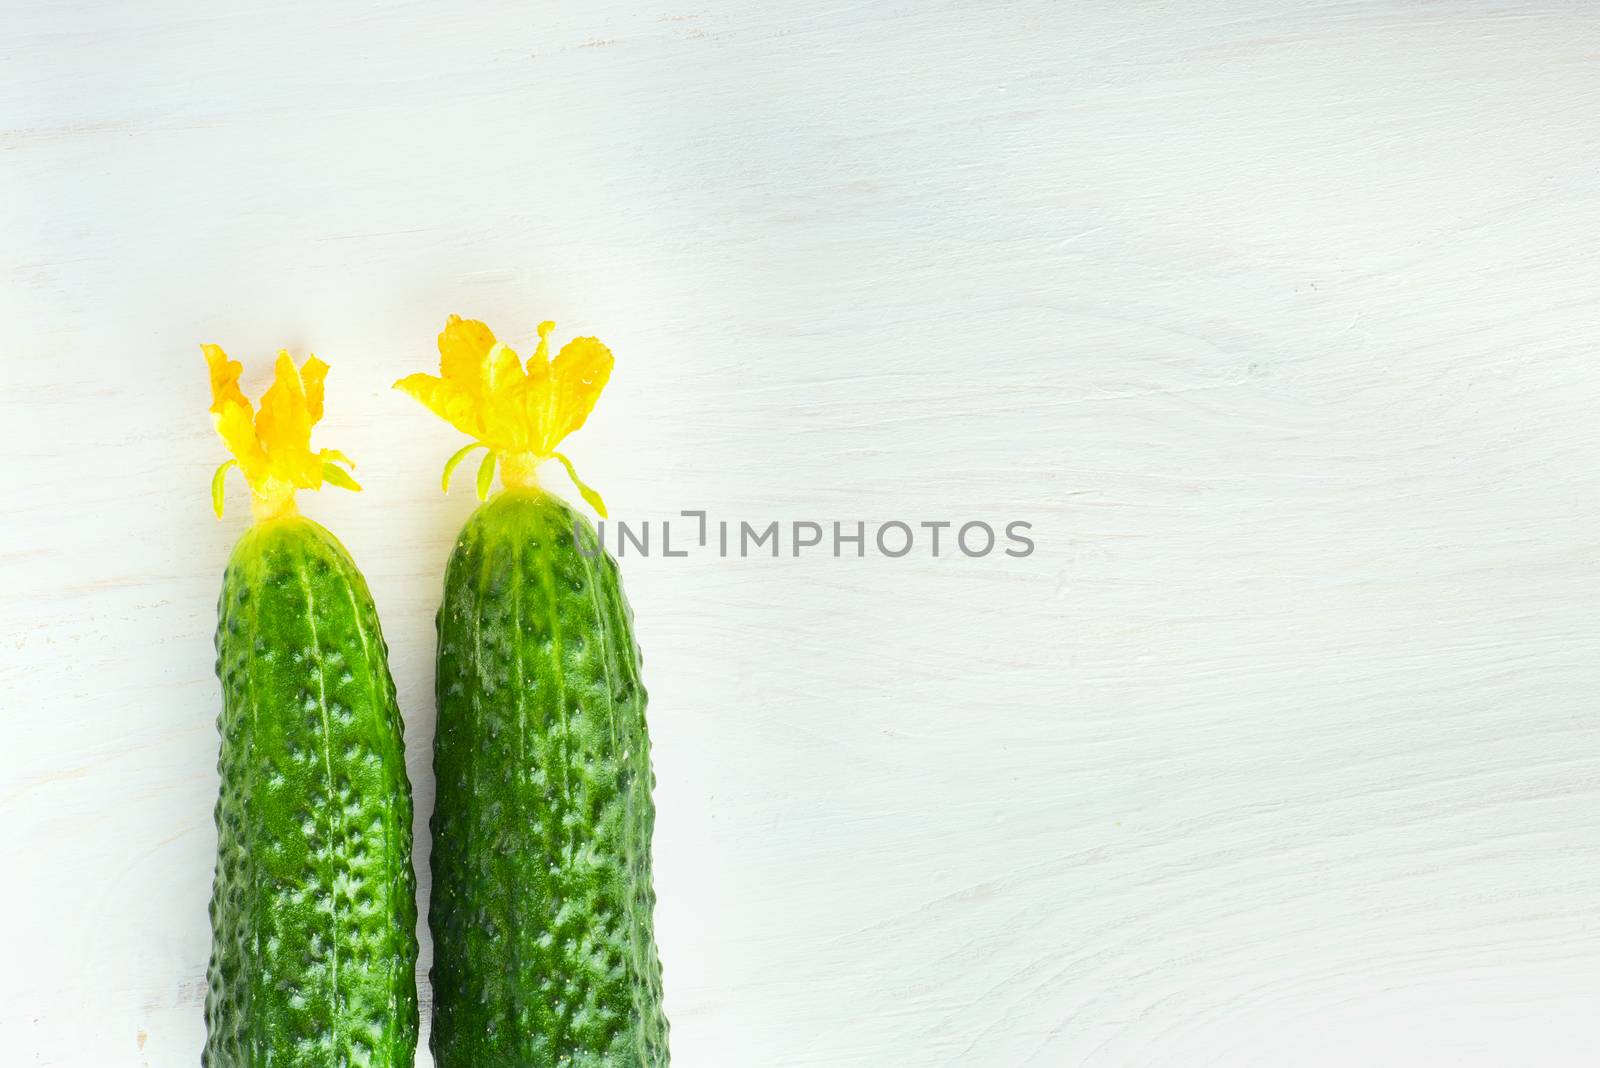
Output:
[394, 314, 612, 516]
[204, 345, 360, 520]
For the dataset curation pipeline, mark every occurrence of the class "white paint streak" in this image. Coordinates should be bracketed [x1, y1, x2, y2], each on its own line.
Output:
[3, 0, 1600, 1064]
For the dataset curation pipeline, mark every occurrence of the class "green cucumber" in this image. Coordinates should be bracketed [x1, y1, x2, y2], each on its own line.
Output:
[428, 487, 668, 1066]
[205, 517, 418, 1067]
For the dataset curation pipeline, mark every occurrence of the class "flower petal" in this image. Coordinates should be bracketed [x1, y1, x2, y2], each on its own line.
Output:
[395, 373, 486, 441]
[204, 344, 248, 412]
[538, 335, 613, 454]
[481, 342, 534, 451]
[256, 352, 321, 487]
[203, 344, 269, 482]
[438, 315, 501, 395]
[301, 355, 328, 424]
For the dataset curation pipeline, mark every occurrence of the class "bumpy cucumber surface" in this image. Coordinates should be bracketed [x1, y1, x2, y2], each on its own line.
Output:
[205, 517, 418, 1067]
[429, 488, 667, 1067]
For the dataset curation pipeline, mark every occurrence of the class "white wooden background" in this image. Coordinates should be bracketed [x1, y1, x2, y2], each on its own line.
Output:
[4, 2, 1600, 1065]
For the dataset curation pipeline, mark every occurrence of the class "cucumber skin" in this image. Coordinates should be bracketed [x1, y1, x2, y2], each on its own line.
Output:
[429, 489, 668, 1067]
[205, 517, 419, 1068]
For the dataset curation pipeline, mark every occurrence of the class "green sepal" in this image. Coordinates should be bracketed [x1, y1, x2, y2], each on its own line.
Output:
[550, 451, 608, 518]
[211, 460, 238, 518]
[321, 461, 362, 493]
[475, 450, 497, 501]
[441, 442, 487, 495]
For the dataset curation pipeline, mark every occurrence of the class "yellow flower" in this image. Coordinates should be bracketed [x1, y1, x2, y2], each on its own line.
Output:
[204, 345, 359, 520]
[395, 315, 612, 515]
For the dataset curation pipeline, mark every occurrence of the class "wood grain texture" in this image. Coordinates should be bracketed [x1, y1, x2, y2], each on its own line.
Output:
[3, 1, 1599, 1064]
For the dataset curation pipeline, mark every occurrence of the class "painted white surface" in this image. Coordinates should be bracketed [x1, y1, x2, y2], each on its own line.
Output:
[4, 1, 1600, 1064]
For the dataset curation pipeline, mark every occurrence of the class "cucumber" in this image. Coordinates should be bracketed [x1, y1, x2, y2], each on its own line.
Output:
[397, 314, 668, 1064]
[205, 518, 418, 1068]
[428, 488, 667, 1066]
[202, 346, 418, 1067]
